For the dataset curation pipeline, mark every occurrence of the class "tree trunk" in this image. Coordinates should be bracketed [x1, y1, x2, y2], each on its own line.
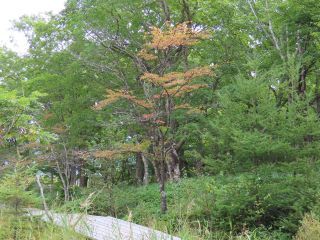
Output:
[159, 170, 167, 213]
[135, 152, 144, 185]
[56, 160, 70, 202]
[69, 165, 77, 186]
[152, 159, 161, 183]
[167, 142, 184, 181]
[80, 174, 88, 187]
[159, 158, 167, 213]
[77, 157, 88, 187]
[62, 145, 71, 201]
[160, 180, 167, 213]
[141, 153, 149, 185]
[151, 155, 167, 213]
[170, 148, 181, 181]
[298, 66, 307, 95]
[166, 158, 173, 180]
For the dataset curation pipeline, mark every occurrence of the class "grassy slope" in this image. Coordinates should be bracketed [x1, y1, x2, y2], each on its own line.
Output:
[66, 160, 320, 239]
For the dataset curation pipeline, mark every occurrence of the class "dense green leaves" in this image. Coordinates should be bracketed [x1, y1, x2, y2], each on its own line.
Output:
[1, 0, 320, 239]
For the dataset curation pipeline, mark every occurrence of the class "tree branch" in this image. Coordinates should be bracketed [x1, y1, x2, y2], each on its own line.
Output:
[158, 0, 171, 21]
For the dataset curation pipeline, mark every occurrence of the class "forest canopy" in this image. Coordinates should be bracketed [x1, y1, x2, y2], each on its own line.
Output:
[1, 0, 320, 239]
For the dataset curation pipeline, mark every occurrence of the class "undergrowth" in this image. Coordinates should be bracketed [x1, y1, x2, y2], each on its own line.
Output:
[58, 160, 320, 239]
[0, 209, 85, 240]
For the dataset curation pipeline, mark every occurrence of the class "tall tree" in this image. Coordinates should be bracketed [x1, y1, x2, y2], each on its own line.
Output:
[93, 22, 212, 213]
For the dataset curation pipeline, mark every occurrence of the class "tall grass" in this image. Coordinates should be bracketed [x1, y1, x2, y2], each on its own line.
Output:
[0, 208, 85, 240]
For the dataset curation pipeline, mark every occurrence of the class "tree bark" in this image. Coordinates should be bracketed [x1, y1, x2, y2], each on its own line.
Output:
[56, 159, 70, 202]
[159, 159, 167, 213]
[135, 152, 144, 185]
[151, 159, 161, 183]
[298, 66, 307, 95]
[141, 153, 149, 185]
[171, 148, 181, 181]
[69, 165, 77, 186]
[80, 174, 88, 187]
[167, 141, 185, 181]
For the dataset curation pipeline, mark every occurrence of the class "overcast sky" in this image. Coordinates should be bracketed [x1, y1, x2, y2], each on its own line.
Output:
[0, 0, 66, 54]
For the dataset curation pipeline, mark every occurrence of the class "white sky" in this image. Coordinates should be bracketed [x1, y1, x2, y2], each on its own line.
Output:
[0, 0, 66, 54]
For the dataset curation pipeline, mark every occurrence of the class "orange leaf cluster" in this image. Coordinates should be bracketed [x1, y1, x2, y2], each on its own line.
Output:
[181, 83, 207, 92]
[92, 89, 123, 110]
[174, 104, 204, 114]
[149, 22, 209, 50]
[129, 96, 152, 109]
[170, 84, 208, 96]
[92, 89, 152, 111]
[155, 119, 165, 124]
[184, 66, 213, 79]
[141, 67, 212, 86]
[137, 49, 157, 61]
[140, 113, 165, 125]
[141, 67, 212, 98]
[93, 142, 150, 159]
[142, 113, 155, 120]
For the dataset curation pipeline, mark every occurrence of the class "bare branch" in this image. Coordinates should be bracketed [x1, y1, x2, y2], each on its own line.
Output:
[247, 0, 285, 61]
[36, 174, 53, 222]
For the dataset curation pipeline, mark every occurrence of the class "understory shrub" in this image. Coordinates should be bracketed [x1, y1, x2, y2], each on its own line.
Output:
[65, 159, 320, 239]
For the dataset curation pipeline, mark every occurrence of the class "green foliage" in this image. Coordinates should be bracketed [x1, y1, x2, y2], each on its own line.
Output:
[201, 76, 320, 174]
[0, 168, 40, 210]
[62, 160, 317, 239]
[1, 0, 320, 239]
[208, 161, 319, 234]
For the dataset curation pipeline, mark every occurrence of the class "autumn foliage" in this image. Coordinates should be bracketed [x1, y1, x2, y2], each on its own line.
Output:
[93, 22, 213, 127]
[148, 22, 209, 50]
[93, 89, 152, 110]
[92, 21, 212, 213]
